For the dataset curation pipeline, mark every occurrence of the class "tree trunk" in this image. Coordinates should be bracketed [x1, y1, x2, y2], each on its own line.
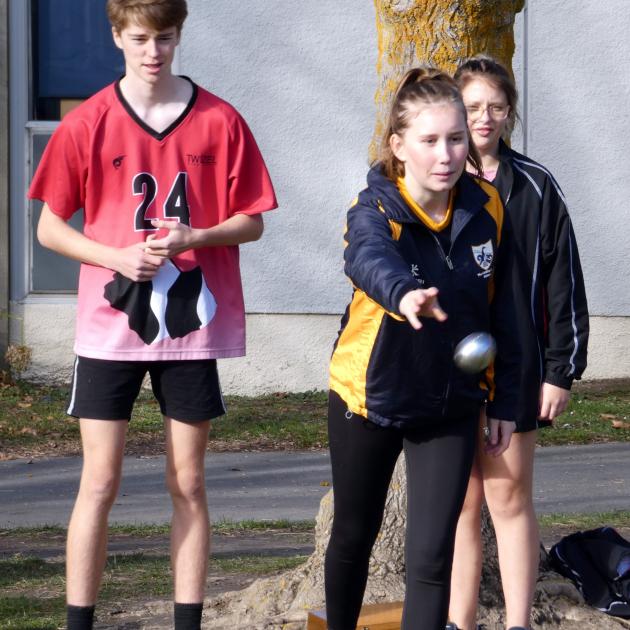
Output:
[203, 3, 630, 627]
[370, 0, 524, 160]
[204, 456, 407, 629]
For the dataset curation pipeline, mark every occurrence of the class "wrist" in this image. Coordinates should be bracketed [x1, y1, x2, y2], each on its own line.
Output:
[188, 226, 211, 249]
[96, 243, 122, 273]
[544, 371, 573, 390]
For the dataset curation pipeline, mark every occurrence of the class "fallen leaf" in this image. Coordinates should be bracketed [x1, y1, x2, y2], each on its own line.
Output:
[17, 402, 32, 409]
[612, 419, 630, 429]
[320, 481, 331, 487]
[600, 413, 617, 420]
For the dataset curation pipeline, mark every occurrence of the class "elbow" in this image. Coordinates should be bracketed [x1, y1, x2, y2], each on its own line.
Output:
[37, 205, 61, 250]
[252, 222, 264, 242]
[248, 215, 264, 242]
[36, 217, 51, 249]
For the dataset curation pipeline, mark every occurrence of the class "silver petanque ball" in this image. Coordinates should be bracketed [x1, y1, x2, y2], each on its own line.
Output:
[453, 332, 497, 374]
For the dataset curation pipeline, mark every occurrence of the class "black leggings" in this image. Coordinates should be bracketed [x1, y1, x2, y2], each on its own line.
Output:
[324, 391, 478, 630]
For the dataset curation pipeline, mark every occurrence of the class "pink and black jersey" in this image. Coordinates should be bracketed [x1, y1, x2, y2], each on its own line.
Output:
[28, 79, 277, 361]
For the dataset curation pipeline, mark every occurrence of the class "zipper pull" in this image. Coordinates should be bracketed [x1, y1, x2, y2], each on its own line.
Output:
[445, 255, 454, 270]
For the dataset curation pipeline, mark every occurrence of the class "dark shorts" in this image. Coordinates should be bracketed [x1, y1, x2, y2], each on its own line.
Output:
[513, 394, 552, 433]
[515, 418, 552, 433]
[67, 356, 226, 422]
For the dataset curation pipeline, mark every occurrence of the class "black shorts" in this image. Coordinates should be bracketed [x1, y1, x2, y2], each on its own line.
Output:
[67, 356, 226, 422]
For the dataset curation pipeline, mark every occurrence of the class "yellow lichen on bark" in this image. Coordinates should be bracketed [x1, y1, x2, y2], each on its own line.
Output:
[372, 0, 524, 160]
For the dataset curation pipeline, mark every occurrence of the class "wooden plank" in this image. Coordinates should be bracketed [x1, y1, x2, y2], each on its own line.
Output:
[307, 601, 403, 629]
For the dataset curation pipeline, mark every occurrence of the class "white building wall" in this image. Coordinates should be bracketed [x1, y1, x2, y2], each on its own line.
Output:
[520, 0, 630, 318]
[13, 1, 630, 390]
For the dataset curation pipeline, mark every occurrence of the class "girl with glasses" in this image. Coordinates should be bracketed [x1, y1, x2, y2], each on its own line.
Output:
[447, 55, 589, 630]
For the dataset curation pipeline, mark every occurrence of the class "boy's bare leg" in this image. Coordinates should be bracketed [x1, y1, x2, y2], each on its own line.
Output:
[165, 417, 211, 603]
[66, 419, 127, 605]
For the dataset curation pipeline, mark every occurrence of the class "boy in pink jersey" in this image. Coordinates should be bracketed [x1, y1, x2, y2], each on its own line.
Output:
[29, 1, 277, 628]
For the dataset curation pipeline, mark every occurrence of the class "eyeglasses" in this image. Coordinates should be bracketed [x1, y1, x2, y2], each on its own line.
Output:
[465, 104, 510, 120]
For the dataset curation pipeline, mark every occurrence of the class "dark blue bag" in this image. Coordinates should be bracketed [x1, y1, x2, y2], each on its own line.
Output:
[549, 526, 630, 618]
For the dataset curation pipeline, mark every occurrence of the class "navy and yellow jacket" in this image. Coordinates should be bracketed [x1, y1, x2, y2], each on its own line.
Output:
[329, 166, 521, 429]
[494, 140, 588, 428]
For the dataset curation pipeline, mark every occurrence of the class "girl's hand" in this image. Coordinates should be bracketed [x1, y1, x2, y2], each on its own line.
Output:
[484, 417, 516, 457]
[398, 287, 448, 330]
[538, 382, 570, 422]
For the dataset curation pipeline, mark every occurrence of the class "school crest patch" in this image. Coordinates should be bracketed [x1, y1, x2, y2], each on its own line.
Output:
[472, 240, 494, 271]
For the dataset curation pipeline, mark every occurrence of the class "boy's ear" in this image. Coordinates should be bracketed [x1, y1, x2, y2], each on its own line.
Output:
[112, 26, 123, 50]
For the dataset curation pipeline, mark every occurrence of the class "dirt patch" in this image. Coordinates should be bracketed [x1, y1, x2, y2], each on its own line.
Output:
[6, 525, 630, 628]
[0, 529, 314, 563]
[0, 437, 321, 461]
[1, 529, 314, 628]
[573, 378, 630, 394]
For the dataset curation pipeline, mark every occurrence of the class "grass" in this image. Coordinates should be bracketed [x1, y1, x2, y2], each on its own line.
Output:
[2, 511, 630, 628]
[0, 519, 315, 628]
[0, 547, 309, 629]
[0, 557, 65, 629]
[0, 595, 65, 630]
[0, 519, 316, 540]
[0, 380, 328, 457]
[538, 509, 630, 530]
[536, 386, 630, 446]
[4, 511, 628, 545]
[1, 380, 629, 458]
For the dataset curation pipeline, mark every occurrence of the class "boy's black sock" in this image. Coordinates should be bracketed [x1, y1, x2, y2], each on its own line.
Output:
[174, 602, 203, 630]
[66, 604, 95, 630]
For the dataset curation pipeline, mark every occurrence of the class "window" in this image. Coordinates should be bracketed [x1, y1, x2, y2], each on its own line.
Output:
[32, 0, 123, 121]
[28, 123, 84, 291]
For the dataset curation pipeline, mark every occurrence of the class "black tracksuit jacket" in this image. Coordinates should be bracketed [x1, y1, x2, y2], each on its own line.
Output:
[329, 166, 521, 429]
[493, 141, 589, 429]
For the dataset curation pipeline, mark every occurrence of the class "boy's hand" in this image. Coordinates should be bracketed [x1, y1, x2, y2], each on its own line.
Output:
[398, 287, 448, 330]
[114, 242, 164, 281]
[143, 219, 196, 257]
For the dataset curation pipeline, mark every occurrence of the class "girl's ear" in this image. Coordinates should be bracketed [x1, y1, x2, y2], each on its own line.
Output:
[390, 133, 406, 163]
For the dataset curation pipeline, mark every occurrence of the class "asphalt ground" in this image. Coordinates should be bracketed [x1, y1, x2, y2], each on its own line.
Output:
[1, 443, 629, 528]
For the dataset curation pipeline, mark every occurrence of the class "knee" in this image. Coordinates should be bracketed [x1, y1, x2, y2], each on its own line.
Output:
[406, 548, 450, 587]
[167, 468, 206, 505]
[485, 479, 532, 521]
[328, 518, 380, 563]
[79, 472, 120, 509]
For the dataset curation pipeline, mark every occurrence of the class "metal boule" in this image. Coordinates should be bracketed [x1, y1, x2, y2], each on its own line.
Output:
[453, 332, 497, 374]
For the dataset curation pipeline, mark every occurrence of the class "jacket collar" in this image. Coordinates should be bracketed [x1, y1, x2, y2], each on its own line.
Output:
[364, 166, 415, 222]
[363, 164, 490, 233]
[493, 139, 515, 201]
